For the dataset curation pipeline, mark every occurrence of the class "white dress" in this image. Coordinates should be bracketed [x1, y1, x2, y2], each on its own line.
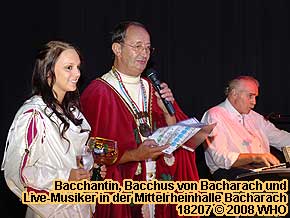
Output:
[1, 95, 93, 218]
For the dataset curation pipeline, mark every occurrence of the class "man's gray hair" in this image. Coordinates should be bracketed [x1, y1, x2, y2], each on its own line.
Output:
[225, 76, 259, 96]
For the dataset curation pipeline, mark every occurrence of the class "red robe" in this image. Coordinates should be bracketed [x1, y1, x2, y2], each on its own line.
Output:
[81, 78, 199, 218]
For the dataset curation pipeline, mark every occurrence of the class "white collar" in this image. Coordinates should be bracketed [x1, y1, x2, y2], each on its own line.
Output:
[115, 69, 141, 85]
[224, 98, 244, 119]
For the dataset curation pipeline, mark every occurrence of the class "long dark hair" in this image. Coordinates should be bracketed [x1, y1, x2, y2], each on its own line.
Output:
[31, 41, 83, 142]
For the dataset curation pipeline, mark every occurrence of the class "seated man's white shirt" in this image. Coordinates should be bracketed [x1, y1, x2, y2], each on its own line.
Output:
[201, 98, 290, 174]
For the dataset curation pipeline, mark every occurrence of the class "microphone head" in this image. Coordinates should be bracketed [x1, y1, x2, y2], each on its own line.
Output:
[146, 68, 160, 84]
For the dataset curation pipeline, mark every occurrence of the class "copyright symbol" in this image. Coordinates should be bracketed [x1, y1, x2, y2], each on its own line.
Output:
[214, 204, 224, 215]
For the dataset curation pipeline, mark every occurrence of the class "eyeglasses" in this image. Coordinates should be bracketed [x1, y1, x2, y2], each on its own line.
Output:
[120, 42, 155, 54]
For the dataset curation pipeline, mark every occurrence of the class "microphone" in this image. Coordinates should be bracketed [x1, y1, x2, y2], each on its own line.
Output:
[146, 68, 176, 115]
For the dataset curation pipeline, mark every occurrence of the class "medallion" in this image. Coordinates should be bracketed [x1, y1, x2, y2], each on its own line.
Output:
[139, 123, 152, 137]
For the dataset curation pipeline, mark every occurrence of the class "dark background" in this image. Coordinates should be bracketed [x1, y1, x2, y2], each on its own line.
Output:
[2, 0, 290, 217]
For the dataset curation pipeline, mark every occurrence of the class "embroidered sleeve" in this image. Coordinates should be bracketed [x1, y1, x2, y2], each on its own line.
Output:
[19, 109, 47, 188]
[21, 109, 73, 191]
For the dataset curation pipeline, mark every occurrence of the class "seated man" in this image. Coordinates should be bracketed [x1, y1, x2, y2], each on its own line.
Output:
[201, 75, 290, 180]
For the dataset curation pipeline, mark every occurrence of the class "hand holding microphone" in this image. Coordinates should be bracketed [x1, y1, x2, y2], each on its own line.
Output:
[146, 68, 176, 115]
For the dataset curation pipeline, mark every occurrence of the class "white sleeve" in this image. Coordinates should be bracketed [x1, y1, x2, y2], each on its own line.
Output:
[18, 109, 70, 191]
[261, 116, 290, 150]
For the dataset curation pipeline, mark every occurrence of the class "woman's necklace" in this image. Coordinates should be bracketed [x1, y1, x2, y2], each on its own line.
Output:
[112, 67, 152, 137]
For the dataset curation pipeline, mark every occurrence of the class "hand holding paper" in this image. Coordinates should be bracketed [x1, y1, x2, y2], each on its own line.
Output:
[149, 118, 216, 154]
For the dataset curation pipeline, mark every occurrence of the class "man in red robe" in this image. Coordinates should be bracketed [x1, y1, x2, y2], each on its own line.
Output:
[81, 21, 199, 218]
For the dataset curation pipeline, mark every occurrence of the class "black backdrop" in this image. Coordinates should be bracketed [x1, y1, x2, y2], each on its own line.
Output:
[2, 1, 290, 217]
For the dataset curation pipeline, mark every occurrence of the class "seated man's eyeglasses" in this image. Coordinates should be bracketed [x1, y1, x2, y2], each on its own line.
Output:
[120, 42, 155, 54]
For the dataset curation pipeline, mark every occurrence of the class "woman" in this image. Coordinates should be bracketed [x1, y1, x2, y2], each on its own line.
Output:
[2, 41, 103, 218]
